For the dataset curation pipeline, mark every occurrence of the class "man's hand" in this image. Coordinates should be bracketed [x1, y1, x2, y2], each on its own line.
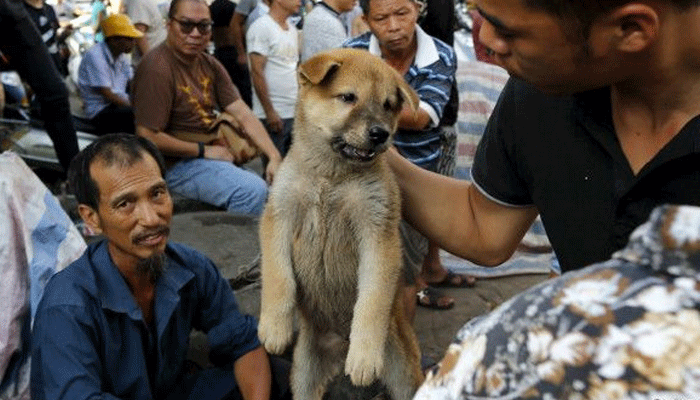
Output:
[264, 156, 280, 184]
[265, 110, 283, 134]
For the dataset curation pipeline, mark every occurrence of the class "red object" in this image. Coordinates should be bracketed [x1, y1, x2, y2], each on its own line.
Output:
[469, 9, 497, 64]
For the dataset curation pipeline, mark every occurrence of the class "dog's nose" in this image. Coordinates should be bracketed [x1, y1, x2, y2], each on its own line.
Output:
[368, 127, 390, 146]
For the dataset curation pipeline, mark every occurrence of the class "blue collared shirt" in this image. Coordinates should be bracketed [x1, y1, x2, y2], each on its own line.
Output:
[343, 26, 457, 167]
[31, 240, 260, 400]
[78, 41, 133, 119]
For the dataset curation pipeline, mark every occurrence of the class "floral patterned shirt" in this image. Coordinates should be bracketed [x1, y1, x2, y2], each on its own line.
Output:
[415, 205, 700, 400]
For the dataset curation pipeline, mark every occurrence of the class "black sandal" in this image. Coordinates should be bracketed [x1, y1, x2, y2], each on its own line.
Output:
[416, 287, 454, 310]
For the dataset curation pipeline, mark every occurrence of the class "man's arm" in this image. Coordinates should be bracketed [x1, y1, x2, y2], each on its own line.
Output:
[397, 103, 431, 131]
[97, 87, 130, 107]
[224, 99, 282, 182]
[233, 346, 272, 400]
[134, 22, 150, 55]
[248, 52, 282, 133]
[387, 148, 538, 266]
[136, 125, 236, 161]
[31, 305, 122, 400]
[231, 12, 248, 66]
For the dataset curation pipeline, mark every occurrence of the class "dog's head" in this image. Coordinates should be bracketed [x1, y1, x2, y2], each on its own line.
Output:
[295, 48, 419, 164]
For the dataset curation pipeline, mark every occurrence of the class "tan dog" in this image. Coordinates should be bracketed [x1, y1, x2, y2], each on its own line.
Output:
[258, 48, 423, 400]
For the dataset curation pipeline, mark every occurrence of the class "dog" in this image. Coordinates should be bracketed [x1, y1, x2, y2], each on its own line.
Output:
[258, 48, 423, 400]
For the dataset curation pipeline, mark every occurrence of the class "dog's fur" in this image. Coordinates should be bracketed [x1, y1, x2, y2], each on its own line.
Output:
[258, 48, 423, 400]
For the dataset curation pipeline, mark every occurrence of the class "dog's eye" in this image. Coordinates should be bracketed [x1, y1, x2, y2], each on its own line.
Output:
[338, 93, 357, 104]
[383, 100, 393, 111]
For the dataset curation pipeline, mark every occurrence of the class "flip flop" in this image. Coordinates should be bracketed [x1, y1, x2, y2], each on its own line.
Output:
[429, 269, 476, 288]
[416, 287, 454, 310]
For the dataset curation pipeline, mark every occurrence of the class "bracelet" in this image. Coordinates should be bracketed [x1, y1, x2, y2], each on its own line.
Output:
[197, 142, 205, 159]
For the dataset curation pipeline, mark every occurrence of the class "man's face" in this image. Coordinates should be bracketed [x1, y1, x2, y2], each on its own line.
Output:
[85, 153, 173, 269]
[167, 0, 212, 57]
[363, 0, 419, 54]
[109, 36, 137, 55]
[473, 0, 616, 94]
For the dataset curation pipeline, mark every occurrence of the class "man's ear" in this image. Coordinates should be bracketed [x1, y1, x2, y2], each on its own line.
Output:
[77, 204, 103, 236]
[606, 4, 659, 53]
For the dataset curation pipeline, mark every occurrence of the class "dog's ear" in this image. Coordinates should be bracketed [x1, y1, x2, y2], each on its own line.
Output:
[298, 53, 342, 86]
[396, 78, 419, 113]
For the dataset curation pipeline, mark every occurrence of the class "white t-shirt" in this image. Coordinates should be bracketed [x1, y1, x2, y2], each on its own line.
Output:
[124, 0, 168, 58]
[246, 13, 299, 119]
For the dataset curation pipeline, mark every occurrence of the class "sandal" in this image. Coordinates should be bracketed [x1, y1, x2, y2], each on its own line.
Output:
[428, 269, 476, 288]
[416, 287, 454, 310]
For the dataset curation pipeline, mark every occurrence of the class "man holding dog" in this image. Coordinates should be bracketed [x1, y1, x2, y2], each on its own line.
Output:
[131, 0, 282, 217]
[31, 133, 291, 400]
[344, 0, 472, 312]
[389, 0, 700, 276]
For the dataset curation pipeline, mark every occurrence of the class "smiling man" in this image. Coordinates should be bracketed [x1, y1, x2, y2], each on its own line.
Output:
[31, 134, 291, 400]
[131, 0, 282, 218]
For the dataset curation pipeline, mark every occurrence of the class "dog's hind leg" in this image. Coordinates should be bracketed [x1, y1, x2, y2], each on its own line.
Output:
[291, 319, 345, 400]
[381, 314, 424, 400]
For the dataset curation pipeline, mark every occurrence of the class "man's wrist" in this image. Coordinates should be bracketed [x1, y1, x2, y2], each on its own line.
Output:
[197, 142, 205, 158]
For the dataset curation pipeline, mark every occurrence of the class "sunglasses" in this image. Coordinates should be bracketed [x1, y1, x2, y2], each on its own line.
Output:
[172, 18, 213, 34]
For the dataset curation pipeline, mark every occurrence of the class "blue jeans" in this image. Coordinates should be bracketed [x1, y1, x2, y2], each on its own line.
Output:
[166, 158, 268, 216]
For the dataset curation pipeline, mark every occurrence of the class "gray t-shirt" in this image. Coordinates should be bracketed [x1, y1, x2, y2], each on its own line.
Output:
[301, 2, 347, 62]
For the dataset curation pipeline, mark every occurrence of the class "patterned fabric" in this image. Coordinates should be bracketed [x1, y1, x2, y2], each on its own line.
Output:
[415, 204, 700, 400]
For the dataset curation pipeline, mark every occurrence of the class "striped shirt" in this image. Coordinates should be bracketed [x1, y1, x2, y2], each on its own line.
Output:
[343, 25, 456, 168]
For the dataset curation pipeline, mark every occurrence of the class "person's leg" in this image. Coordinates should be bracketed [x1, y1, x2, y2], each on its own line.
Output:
[166, 158, 268, 216]
[261, 118, 293, 157]
[90, 104, 135, 134]
[214, 46, 253, 108]
[1, 1, 79, 173]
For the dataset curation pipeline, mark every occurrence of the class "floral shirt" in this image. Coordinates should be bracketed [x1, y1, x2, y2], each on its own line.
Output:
[415, 205, 700, 400]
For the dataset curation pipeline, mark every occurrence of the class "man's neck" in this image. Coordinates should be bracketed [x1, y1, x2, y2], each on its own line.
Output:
[319, 0, 340, 14]
[269, 5, 291, 29]
[610, 69, 700, 174]
[381, 39, 417, 76]
[24, 0, 43, 9]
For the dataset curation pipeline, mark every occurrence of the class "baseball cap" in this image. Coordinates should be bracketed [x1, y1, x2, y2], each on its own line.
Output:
[101, 14, 144, 39]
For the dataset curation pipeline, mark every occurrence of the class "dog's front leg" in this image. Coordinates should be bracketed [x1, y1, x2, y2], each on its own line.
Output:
[345, 229, 401, 386]
[258, 208, 297, 354]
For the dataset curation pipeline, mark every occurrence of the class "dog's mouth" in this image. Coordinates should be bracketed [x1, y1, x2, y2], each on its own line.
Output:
[331, 138, 381, 162]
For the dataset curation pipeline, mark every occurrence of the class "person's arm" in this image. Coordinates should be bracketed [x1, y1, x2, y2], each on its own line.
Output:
[97, 87, 130, 107]
[231, 12, 248, 66]
[224, 98, 282, 183]
[136, 125, 235, 161]
[233, 347, 272, 400]
[387, 147, 538, 266]
[248, 52, 282, 133]
[134, 23, 150, 55]
[31, 305, 122, 400]
[397, 103, 431, 131]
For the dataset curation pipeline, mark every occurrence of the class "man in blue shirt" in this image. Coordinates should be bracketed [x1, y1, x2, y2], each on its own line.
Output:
[31, 133, 291, 400]
[78, 14, 141, 134]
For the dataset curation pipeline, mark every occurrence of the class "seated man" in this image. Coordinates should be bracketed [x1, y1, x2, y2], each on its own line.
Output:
[414, 204, 700, 399]
[131, 0, 282, 217]
[31, 133, 291, 400]
[344, 0, 471, 314]
[77, 14, 141, 135]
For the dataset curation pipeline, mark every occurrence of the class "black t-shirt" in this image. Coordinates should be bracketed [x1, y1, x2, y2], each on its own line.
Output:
[472, 78, 700, 272]
[209, 0, 235, 28]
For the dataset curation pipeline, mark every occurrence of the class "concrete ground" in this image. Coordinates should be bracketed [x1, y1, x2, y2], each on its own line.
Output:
[170, 210, 549, 398]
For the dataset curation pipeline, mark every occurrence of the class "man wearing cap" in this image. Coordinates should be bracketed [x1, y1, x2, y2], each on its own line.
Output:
[78, 13, 142, 135]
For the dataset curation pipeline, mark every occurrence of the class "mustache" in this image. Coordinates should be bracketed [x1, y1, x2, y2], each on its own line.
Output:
[132, 226, 170, 244]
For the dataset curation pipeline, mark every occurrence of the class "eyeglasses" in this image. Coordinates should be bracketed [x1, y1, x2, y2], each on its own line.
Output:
[172, 18, 213, 35]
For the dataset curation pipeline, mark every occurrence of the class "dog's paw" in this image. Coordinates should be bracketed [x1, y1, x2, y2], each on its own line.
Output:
[345, 340, 384, 386]
[258, 312, 294, 354]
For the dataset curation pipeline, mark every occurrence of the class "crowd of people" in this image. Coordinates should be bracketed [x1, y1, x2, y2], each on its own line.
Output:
[3, 0, 700, 397]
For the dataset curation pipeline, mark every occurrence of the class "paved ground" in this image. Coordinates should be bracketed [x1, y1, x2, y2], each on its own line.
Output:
[169, 211, 550, 381]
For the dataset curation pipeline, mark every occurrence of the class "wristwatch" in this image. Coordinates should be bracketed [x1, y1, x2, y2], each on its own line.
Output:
[197, 142, 205, 159]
